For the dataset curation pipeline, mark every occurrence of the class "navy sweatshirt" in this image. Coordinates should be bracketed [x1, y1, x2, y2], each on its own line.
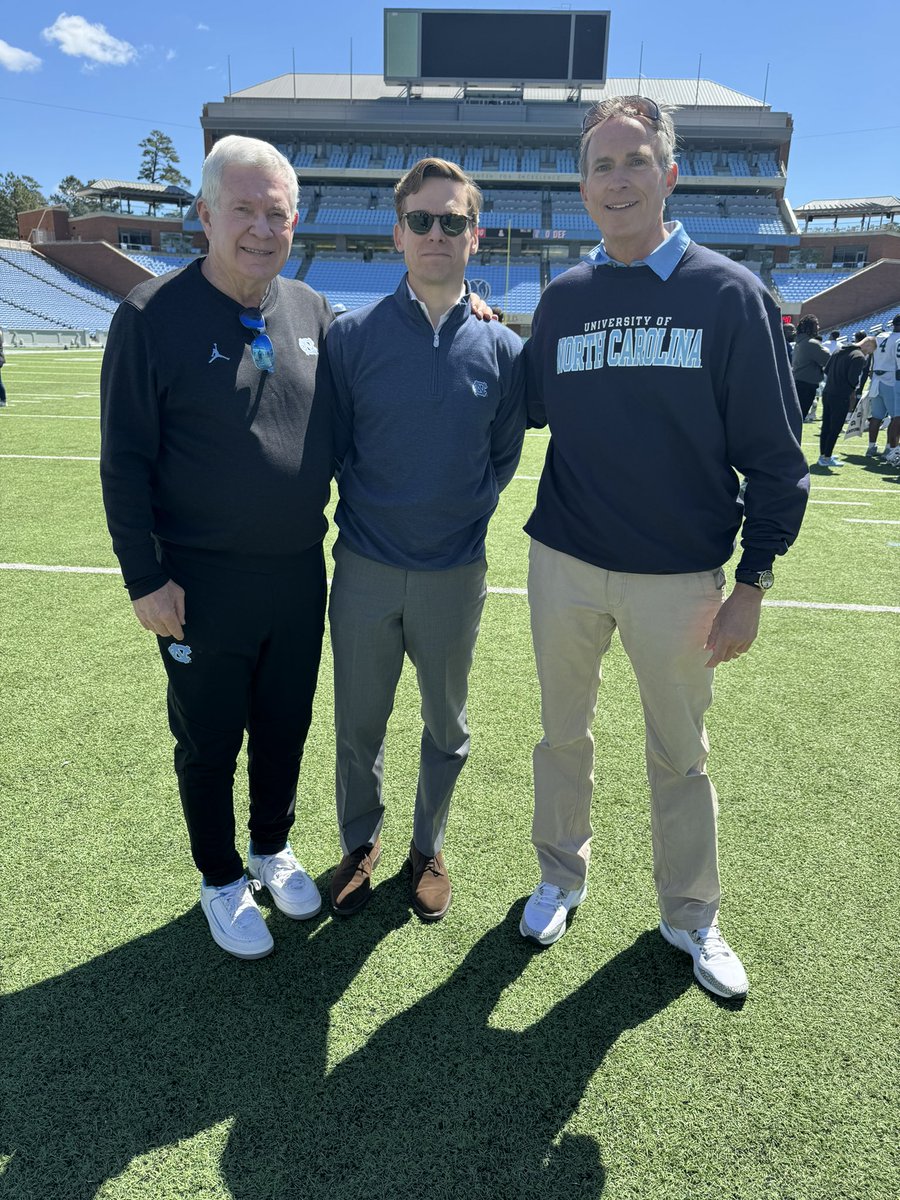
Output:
[326, 278, 526, 570]
[525, 244, 809, 576]
[100, 260, 334, 600]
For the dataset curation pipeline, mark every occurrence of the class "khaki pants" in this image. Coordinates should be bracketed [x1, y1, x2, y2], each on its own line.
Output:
[528, 538, 725, 930]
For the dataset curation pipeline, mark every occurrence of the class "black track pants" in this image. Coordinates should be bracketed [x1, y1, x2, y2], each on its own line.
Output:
[157, 544, 326, 886]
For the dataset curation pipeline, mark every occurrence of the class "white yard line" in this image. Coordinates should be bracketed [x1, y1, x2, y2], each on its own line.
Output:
[844, 519, 900, 526]
[0, 454, 99, 461]
[807, 500, 869, 506]
[1, 563, 119, 575]
[3, 564, 896, 613]
[763, 599, 900, 614]
[813, 486, 900, 494]
[0, 413, 99, 420]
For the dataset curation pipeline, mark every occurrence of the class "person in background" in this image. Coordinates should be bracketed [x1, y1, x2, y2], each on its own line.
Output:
[0, 328, 7, 407]
[822, 329, 841, 356]
[866, 314, 900, 464]
[818, 335, 876, 467]
[791, 314, 829, 421]
[783, 321, 796, 363]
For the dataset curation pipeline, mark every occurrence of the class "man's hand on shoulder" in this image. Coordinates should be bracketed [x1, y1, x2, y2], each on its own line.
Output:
[132, 579, 186, 641]
[469, 293, 497, 322]
[704, 583, 763, 667]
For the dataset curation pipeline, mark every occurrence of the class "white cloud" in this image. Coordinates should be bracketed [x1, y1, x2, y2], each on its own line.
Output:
[41, 13, 136, 66]
[0, 38, 42, 72]
[197, 23, 210, 32]
[166, 48, 177, 61]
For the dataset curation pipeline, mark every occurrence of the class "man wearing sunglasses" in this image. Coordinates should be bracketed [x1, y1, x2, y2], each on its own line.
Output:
[325, 158, 526, 922]
[101, 136, 334, 960]
[519, 97, 809, 998]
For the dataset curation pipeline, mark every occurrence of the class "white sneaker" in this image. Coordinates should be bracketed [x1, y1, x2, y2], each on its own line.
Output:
[659, 920, 749, 998]
[884, 447, 900, 466]
[200, 876, 274, 960]
[248, 844, 322, 920]
[519, 881, 588, 946]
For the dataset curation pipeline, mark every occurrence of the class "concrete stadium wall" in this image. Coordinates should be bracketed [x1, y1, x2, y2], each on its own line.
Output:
[37, 242, 151, 299]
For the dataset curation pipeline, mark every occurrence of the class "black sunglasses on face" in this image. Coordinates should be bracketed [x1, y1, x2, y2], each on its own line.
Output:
[581, 96, 662, 135]
[239, 308, 275, 374]
[401, 210, 473, 237]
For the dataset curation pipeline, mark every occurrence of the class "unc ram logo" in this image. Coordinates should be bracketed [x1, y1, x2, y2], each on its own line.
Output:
[468, 279, 492, 300]
[298, 338, 319, 357]
[472, 380, 489, 397]
[168, 643, 192, 664]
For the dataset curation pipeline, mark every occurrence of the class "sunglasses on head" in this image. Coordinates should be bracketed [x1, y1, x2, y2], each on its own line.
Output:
[239, 308, 275, 374]
[581, 96, 662, 135]
[401, 210, 473, 237]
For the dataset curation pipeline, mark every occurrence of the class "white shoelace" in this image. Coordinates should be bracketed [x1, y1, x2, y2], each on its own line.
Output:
[217, 877, 263, 928]
[693, 924, 732, 961]
[262, 850, 307, 892]
[533, 883, 566, 910]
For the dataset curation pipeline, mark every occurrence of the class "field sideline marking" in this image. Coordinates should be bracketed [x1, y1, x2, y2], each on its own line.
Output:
[0, 413, 99, 420]
[1, 563, 120, 575]
[5, 564, 896, 613]
[814, 486, 899, 494]
[0, 454, 100, 461]
[844, 518, 900, 525]
[488, 585, 898, 612]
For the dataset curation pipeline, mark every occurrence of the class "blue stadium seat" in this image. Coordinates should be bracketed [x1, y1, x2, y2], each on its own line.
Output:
[0, 249, 120, 331]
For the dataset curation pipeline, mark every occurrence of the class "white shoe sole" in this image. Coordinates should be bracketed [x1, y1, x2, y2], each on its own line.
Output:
[659, 922, 748, 999]
[519, 883, 588, 947]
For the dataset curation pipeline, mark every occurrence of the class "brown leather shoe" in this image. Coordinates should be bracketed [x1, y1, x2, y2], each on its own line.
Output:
[408, 840, 452, 921]
[330, 839, 381, 915]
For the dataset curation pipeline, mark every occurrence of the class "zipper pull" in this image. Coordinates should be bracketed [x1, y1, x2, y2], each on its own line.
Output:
[433, 332, 439, 349]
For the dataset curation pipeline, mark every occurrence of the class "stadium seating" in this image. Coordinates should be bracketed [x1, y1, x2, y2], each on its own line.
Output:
[666, 195, 790, 237]
[302, 258, 408, 311]
[770, 270, 858, 303]
[0, 248, 119, 331]
[127, 253, 303, 280]
[465, 262, 542, 312]
[481, 210, 542, 229]
[838, 305, 900, 340]
[301, 255, 543, 315]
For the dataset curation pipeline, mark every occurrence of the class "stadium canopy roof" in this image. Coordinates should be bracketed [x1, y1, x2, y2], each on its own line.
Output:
[76, 180, 195, 205]
[230, 73, 767, 109]
[793, 197, 900, 218]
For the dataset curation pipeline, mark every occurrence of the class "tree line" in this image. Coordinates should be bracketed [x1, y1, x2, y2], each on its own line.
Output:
[0, 130, 191, 239]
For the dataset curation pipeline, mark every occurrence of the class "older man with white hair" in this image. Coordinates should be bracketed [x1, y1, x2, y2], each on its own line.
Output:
[101, 136, 334, 959]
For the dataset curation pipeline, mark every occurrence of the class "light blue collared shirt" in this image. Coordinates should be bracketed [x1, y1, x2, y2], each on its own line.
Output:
[586, 220, 691, 281]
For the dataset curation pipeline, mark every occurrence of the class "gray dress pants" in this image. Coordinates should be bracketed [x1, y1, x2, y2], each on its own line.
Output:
[329, 540, 487, 856]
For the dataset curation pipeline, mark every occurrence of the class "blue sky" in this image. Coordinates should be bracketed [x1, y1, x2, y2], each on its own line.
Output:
[0, 1, 895, 207]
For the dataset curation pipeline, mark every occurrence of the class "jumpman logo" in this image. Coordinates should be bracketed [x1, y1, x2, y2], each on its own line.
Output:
[208, 343, 230, 364]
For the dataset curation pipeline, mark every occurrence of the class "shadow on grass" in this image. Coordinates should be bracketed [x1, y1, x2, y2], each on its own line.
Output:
[2, 875, 689, 1200]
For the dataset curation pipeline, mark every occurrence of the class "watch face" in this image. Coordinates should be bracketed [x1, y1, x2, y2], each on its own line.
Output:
[758, 570, 774, 590]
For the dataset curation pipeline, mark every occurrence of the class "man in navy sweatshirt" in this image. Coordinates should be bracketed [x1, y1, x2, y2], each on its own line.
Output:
[519, 97, 809, 999]
[325, 158, 526, 922]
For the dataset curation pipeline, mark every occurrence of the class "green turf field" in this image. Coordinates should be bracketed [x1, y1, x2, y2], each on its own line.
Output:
[1, 348, 897, 1200]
